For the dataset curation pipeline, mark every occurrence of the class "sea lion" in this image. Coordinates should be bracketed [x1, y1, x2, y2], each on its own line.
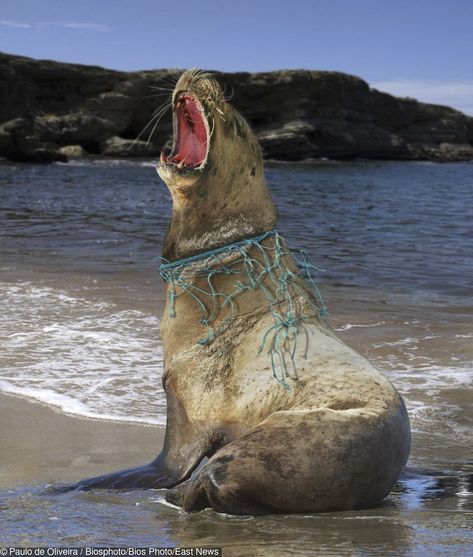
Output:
[64, 69, 410, 514]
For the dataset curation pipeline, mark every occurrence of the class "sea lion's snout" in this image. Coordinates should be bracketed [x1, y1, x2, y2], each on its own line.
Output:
[159, 92, 209, 173]
[157, 69, 226, 185]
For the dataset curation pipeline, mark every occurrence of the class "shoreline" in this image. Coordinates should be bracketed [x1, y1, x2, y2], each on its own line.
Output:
[0, 391, 164, 489]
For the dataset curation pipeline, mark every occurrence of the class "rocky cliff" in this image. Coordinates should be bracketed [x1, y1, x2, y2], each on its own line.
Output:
[1, 52, 472, 163]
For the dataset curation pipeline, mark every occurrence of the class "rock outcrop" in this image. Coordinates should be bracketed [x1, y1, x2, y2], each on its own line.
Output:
[1, 52, 472, 163]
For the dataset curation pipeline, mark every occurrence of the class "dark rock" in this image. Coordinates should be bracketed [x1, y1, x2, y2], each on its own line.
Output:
[419, 142, 473, 161]
[35, 112, 119, 146]
[10, 147, 68, 164]
[58, 144, 87, 158]
[0, 52, 472, 162]
[86, 91, 135, 129]
[0, 117, 68, 163]
[100, 135, 161, 157]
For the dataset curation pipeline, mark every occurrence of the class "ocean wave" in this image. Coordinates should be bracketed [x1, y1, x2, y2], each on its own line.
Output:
[1, 281, 166, 425]
[0, 380, 162, 425]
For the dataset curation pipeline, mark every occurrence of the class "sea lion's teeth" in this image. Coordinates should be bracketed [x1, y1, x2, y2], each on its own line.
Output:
[177, 159, 186, 168]
[160, 152, 166, 163]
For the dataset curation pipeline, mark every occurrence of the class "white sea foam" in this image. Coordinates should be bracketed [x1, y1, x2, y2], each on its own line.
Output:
[383, 362, 472, 445]
[334, 322, 386, 331]
[385, 364, 472, 391]
[373, 335, 441, 348]
[0, 380, 162, 424]
[335, 317, 472, 447]
[1, 281, 166, 424]
[385, 363, 472, 418]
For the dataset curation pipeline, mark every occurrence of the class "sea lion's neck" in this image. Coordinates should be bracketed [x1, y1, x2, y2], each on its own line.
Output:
[163, 210, 270, 261]
[162, 176, 278, 261]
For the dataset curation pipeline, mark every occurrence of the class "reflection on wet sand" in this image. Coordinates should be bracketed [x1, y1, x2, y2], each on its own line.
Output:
[159, 467, 472, 556]
[2, 466, 471, 554]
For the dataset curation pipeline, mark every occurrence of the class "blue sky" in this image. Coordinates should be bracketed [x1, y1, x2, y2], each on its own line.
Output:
[1, 0, 472, 114]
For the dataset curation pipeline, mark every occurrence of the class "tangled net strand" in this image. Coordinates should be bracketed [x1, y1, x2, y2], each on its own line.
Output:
[159, 230, 328, 389]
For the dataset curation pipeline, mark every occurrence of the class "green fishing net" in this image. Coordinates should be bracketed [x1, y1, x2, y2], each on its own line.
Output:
[159, 230, 328, 388]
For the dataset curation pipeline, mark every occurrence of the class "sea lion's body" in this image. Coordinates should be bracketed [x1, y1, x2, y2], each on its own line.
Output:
[65, 69, 410, 514]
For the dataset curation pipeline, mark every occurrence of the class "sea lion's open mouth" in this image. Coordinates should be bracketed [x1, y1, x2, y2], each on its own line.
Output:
[160, 93, 208, 170]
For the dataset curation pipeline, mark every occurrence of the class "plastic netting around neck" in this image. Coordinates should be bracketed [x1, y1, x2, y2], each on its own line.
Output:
[159, 230, 328, 389]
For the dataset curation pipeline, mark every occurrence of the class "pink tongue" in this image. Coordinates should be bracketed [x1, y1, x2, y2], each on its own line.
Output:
[174, 97, 207, 165]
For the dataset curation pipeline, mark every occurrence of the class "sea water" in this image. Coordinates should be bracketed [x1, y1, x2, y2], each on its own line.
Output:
[0, 159, 472, 553]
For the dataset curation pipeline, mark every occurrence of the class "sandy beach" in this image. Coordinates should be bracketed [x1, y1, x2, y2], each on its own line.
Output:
[0, 392, 164, 489]
[1, 392, 471, 555]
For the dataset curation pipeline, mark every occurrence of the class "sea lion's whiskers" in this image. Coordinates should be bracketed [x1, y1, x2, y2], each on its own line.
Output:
[149, 85, 175, 92]
[222, 83, 235, 102]
[162, 68, 181, 83]
[202, 76, 223, 101]
[144, 97, 175, 145]
[150, 69, 182, 95]
[207, 115, 216, 141]
[151, 98, 173, 118]
[145, 103, 172, 146]
[215, 106, 226, 121]
[129, 101, 171, 148]
[189, 68, 208, 80]
[143, 92, 173, 100]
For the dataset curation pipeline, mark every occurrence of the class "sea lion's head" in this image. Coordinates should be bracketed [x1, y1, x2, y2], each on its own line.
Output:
[157, 69, 278, 261]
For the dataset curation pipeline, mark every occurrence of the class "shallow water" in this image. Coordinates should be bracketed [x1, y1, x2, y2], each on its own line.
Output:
[0, 159, 472, 553]
[1, 471, 472, 555]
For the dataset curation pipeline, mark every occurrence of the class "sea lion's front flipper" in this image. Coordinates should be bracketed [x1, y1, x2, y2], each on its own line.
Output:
[52, 376, 214, 492]
[52, 460, 176, 491]
[51, 444, 205, 492]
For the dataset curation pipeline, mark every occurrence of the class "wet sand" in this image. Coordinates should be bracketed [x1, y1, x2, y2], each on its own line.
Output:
[0, 392, 164, 488]
[1, 392, 472, 556]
